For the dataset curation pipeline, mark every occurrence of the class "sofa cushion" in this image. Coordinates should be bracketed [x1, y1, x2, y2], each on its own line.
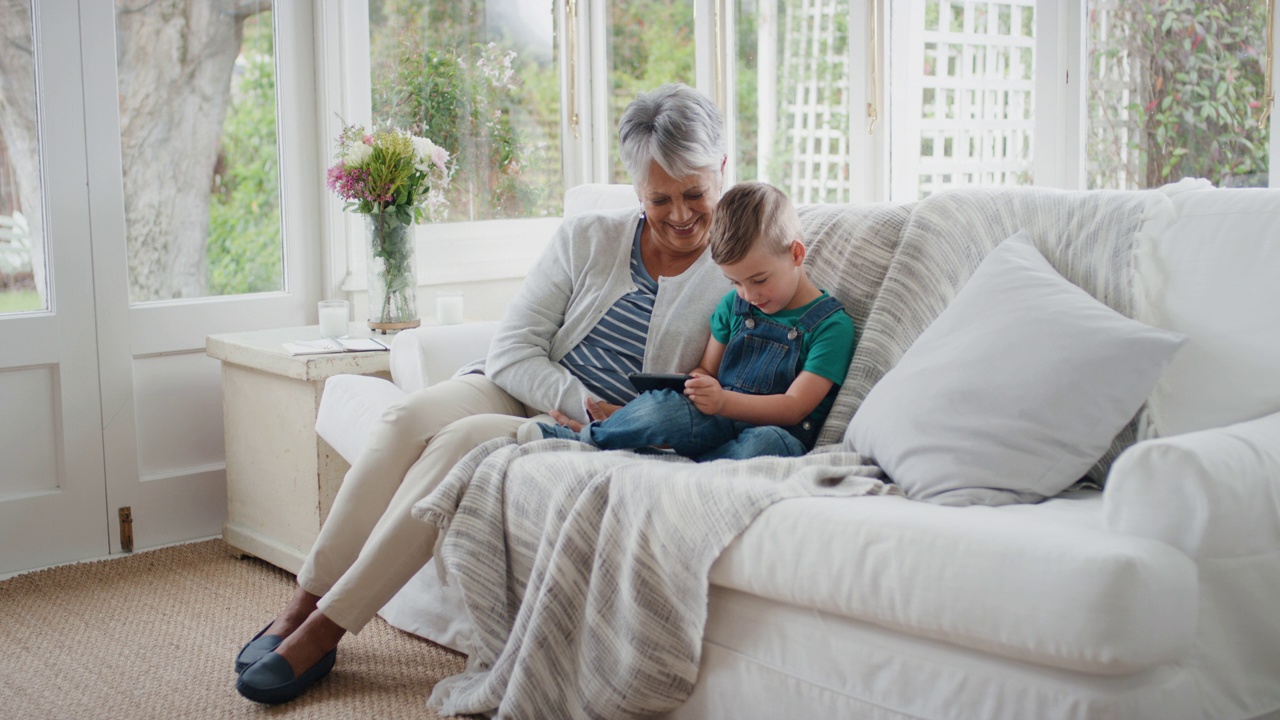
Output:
[833, 188, 1176, 483]
[564, 183, 640, 217]
[1134, 185, 1280, 436]
[708, 492, 1198, 676]
[846, 233, 1186, 505]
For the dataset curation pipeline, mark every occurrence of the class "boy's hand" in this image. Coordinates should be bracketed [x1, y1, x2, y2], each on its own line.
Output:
[684, 372, 726, 415]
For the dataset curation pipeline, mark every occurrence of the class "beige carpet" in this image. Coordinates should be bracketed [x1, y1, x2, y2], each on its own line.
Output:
[0, 539, 471, 720]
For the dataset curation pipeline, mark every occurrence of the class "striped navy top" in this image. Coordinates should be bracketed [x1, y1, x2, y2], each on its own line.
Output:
[560, 219, 655, 406]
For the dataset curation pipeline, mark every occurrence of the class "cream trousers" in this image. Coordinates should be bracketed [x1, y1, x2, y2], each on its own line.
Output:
[297, 373, 531, 633]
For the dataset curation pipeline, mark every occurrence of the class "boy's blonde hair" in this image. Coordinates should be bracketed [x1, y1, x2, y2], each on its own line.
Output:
[709, 182, 802, 266]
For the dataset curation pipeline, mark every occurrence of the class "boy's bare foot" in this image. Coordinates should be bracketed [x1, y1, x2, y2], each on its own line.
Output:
[584, 398, 621, 421]
[549, 409, 585, 432]
[273, 610, 346, 675]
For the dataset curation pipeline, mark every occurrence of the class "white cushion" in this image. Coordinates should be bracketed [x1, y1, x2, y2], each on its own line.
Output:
[388, 321, 498, 394]
[846, 232, 1187, 505]
[709, 493, 1198, 675]
[1104, 409, 1280, 559]
[564, 183, 640, 217]
[1135, 187, 1280, 436]
[315, 374, 406, 463]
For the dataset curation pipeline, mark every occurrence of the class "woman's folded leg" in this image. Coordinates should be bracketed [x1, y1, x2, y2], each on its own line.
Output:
[238, 375, 525, 681]
[297, 374, 525, 596]
[316, 410, 528, 633]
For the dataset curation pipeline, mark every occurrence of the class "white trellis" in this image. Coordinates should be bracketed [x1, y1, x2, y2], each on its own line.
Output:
[778, 0, 852, 204]
[892, 0, 1037, 200]
[1086, 0, 1144, 189]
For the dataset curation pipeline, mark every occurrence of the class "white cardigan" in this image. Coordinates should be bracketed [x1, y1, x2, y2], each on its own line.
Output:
[483, 206, 730, 424]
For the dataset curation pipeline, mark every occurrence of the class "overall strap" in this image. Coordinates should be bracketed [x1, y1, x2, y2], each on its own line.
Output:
[792, 294, 845, 334]
[731, 294, 754, 317]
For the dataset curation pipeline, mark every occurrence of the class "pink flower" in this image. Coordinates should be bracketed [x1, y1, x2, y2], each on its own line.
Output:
[431, 146, 449, 173]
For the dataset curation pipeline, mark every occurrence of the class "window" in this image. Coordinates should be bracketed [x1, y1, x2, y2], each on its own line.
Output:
[606, 1, 697, 183]
[368, 0, 564, 220]
[891, 0, 1037, 200]
[1086, 0, 1271, 189]
[321, 0, 1275, 297]
[736, 0, 857, 204]
[888, 0, 1273, 198]
[0, 0, 46, 315]
[114, 1, 283, 303]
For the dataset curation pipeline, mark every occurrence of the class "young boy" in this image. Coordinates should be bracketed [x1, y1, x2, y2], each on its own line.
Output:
[531, 181, 856, 461]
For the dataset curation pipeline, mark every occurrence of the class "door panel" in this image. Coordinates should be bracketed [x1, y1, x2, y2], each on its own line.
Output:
[0, 3, 108, 575]
[79, 0, 317, 554]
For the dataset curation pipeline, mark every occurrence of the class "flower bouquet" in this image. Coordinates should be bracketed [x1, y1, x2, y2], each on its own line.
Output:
[327, 125, 450, 331]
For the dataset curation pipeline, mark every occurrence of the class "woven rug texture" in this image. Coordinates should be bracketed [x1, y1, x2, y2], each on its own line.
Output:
[0, 539, 470, 720]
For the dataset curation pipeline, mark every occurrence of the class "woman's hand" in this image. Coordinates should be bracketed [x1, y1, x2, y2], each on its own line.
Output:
[684, 372, 726, 416]
[585, 398, 621, 422]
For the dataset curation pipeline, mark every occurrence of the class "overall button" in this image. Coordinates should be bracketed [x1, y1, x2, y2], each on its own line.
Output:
[787, 329, 798, 340]
[745, 318, 756, 329]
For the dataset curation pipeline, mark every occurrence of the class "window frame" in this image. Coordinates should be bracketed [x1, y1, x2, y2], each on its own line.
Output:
[316, 0, 1279, 300]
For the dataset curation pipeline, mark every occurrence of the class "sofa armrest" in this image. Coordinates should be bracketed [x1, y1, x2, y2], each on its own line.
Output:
[1103, 410, 1280, 559]
[388, 321, 499, 393]
[316, 374, 407, 463]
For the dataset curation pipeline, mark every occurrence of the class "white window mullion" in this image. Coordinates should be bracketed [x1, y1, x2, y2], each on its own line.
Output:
[316, 0, 371, 297]
[848, 0, 885, 202]
[559, 0, 592, 188]
[587, 0, 611, 184]
[715, 0, 738, 187]
[1033, 0, 1085, 190]
[692, 0, 718, 105]
[1271, 0, 1279, 189]
[887, 1, 922, 202]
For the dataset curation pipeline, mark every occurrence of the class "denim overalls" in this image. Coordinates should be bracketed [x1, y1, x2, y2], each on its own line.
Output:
[717, 293, 845, 449]
[545, 293, 845, 462]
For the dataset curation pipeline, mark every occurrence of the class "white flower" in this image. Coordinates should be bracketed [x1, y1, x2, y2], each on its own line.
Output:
[345, 141, 373, 166]
[412, 135, 448, 173]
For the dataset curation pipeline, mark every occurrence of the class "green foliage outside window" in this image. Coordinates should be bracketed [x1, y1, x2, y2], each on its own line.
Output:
[1089, 0, 1270, 188]
[369, 0, 560, 220]
[206, 13, 283, 296]
[607, 1, 696, 182]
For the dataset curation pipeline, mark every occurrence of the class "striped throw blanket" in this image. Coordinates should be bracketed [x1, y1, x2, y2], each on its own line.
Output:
[412, 438, 895, 718]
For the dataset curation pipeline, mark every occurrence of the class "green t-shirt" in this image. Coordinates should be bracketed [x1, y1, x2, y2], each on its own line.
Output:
[709, 290, 857, 426]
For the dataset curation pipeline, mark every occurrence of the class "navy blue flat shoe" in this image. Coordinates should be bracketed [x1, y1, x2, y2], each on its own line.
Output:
[235, 648, 337, 704]
[234, 623, 284, 674]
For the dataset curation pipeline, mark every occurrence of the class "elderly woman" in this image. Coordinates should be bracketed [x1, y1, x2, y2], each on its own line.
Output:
[235, 83, 731, 704]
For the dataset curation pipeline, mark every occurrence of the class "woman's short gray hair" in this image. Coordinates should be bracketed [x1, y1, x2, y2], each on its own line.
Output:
[618, 84, 725, 186]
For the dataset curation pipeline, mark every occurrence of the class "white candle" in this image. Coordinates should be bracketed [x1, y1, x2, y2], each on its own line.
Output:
[436, 293, 464, 325]
[319, 300, 349, 338]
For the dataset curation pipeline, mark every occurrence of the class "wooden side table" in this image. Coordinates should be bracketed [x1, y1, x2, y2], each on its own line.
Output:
[206, 324, 392, 574]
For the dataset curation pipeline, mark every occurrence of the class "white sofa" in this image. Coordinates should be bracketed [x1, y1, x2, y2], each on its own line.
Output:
[316, 182, 1280, 720]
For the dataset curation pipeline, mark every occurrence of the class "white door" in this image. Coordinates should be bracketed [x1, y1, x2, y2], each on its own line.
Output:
[0, 1, 318, 575]
[0, 4, 110, 574]
[79, 0, 318, 554]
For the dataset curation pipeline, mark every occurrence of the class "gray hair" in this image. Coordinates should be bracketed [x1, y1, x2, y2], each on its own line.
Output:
[618, 84, 725, 186]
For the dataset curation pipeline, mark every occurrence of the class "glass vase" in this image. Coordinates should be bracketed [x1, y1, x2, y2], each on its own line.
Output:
[364, 213, 420, 332]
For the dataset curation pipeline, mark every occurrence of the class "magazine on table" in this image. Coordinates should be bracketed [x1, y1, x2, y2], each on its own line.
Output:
[282, 337, 389, 356]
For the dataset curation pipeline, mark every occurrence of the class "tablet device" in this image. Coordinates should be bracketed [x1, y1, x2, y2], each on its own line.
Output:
[627, 372, 692, 394]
